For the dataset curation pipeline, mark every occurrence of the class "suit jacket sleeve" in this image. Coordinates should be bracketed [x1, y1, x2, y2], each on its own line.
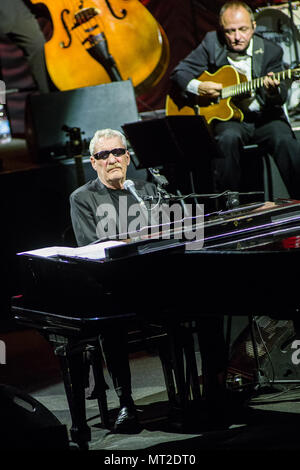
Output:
[170, 31, 216, 93]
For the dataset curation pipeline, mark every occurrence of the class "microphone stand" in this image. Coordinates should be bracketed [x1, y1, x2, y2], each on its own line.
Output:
[148, 167, 174, 201]
[167, 190, 265, 211]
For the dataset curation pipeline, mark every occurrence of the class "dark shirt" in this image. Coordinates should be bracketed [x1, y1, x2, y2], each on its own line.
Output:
[70, 177, 159, 246]
[107, 188, 150, 238]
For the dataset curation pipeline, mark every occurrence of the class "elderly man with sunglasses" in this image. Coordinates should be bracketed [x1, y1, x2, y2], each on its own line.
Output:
[70, 128, 159, 434]
[70, 128, 158, 246]
[70, 127, 252, 432]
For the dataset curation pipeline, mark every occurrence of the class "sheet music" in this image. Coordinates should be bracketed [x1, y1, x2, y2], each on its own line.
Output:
[18, 240, 126, 260]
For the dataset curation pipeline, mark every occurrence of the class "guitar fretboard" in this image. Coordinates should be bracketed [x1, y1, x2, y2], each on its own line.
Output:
[221, 69, 297, 99]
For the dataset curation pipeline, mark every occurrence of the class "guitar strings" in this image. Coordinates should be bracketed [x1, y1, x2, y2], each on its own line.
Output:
[222, 68, 295, 99]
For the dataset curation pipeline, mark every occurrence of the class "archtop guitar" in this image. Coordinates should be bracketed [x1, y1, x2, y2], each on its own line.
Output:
[166, 64, 300, 124]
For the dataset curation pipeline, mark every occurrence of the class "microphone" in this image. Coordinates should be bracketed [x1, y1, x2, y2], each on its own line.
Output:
[123, 179, 146, 207]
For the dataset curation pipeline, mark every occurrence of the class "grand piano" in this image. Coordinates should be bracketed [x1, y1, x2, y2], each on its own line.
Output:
[11, 197, 300, 448]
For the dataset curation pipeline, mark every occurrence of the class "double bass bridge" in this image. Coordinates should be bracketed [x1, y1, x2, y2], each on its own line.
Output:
[73, 7, 101, 29]
[59, 7, 102, 48]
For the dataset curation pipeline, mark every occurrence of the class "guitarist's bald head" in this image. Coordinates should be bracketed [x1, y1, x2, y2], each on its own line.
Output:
[219, 2, 255, 25]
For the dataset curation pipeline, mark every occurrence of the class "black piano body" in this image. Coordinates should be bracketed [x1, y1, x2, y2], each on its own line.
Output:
[10, 199, 300, 448]
[14, 199, 300, 321]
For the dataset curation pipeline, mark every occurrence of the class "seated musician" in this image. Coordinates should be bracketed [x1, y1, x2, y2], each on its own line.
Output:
[70, 127, 251, 431]
[70, 128, 159, 433]
[170, 0, 300, 199]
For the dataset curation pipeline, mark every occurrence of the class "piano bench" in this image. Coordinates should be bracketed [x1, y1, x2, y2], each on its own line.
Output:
[11, 297, 201, 448]
[80, 322, 202, 436]
[242, 145, 290, 201]
[84, 323, 190, 418]
[49, 323, 189, 446]
[81, 323, 179, 416]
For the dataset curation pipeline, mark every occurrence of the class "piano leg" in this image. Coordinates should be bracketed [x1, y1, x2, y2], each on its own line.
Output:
[157, 342, 177, 406]
[183, 327, 201, 402]
[165, 323, 201, 410]
[166, 324, 187, 409]
[54, 339, 91, 450]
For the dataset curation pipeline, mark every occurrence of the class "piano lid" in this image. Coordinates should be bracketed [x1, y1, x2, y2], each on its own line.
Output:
[104, 199, 300, 259]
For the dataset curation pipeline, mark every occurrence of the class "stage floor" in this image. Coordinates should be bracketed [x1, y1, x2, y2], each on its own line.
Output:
[24, 347, 300, 454]
[1, 325, 300, 459]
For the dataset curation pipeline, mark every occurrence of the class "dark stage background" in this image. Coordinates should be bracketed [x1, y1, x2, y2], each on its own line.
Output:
[0, 0, 226, 135]
[0, 0, 274, 135]
[0, 0, 279, 325]
[0, 0, 223, 325]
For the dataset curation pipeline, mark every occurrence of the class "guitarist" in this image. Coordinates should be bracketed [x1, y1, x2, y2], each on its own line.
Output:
[170, 1, 300, 199]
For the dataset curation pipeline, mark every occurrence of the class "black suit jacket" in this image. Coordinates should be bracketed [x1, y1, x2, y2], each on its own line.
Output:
[170, 31, 288, 118]
[70, 178, 158, 246]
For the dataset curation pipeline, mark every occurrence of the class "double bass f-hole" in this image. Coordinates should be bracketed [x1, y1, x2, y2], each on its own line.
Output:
[105, 0, 126, 19]
[60, 9, 72, 48]
[59, 1, 127, 50]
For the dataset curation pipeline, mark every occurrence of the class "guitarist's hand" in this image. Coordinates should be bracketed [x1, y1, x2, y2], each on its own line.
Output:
[197, 81, 222, 98]
[263, 72, 280, 95]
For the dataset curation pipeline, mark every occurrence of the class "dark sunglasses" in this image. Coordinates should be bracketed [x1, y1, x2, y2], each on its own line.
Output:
[93, 147, 127, 160]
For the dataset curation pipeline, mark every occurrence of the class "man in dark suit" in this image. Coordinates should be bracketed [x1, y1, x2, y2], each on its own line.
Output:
[70, 128, 159, 433]
[170, 0, 300, 199]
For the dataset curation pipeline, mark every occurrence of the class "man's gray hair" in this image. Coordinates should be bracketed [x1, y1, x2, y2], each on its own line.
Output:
[89, 128, 127, 156]
[219, 1, 255, 25]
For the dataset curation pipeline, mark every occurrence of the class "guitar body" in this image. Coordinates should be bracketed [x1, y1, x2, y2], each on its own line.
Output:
[166, 65, 248, 124]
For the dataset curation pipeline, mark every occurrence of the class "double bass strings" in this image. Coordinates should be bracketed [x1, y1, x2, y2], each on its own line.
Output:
[61, 0, 106, 51]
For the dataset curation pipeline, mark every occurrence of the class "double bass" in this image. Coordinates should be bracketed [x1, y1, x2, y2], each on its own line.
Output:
[31, 0, 170, 95]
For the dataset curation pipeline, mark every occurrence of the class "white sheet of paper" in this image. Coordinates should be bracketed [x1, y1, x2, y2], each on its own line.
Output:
[18, 240, 126, 260]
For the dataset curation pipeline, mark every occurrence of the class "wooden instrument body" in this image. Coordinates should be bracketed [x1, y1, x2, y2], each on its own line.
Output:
[166, 65, 248, 124]
[30, 0, 169, 94]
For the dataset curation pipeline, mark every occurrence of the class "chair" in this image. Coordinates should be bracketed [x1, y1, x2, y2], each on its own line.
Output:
[242, 144, 290, 201]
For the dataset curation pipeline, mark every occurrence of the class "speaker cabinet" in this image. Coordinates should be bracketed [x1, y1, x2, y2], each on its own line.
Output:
[228, 316, 299, 385]
[25, 80, 139, 162]
[0, 385, 69, 450]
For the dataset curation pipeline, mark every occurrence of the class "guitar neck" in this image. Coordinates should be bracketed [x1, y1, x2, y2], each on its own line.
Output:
[221, 69, 295, 99]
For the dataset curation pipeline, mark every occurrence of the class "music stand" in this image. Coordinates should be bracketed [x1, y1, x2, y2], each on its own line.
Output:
[122, 115, 219, 196]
